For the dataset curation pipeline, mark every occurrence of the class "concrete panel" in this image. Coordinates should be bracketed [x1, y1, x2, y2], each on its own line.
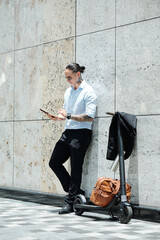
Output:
[15, 38, 75, 120]
[0, 52, 14, 121]
[0, 122, 13, 187]
[97, 118, 114, 179]
[76, 29, 115, 117]
[114, 116, 160, 206]
[41, 0, 75, 43]
[116, 0, 160, 26]
[76, 0, 115, 35]
[128, 116, 160, 206]
[81, 121, 98, 196]
[14, 46, 43, 120]
[14, 121, 42, 190]
[0, 0, 14, 53]
[116, 19, 160, 115]
[15, 0, 42, 49]
[41, 120, 67, 194]
[14, 120, 67, 194]
[81, 117, 114, 197]
[15, 0, 75, 49]
[114, 141, 138, 204]
[41, 38, 75, 114]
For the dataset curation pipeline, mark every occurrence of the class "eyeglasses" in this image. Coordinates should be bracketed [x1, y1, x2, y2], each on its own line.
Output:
[65, 76, 72, 81]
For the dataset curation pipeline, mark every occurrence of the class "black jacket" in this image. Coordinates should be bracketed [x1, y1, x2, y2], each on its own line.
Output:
[106, 112, 137, 160]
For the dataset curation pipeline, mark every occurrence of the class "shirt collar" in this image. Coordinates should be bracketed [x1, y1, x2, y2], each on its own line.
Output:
[79, 80, 86, 89]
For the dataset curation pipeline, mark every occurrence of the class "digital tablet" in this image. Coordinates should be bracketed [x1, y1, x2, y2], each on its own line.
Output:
[39, 108, 64, 120]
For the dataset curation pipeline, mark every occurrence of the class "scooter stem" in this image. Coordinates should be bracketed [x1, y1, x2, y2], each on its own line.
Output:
[117, 115, 127, 202]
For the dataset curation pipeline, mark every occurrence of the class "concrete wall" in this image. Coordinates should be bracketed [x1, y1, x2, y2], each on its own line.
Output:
[0, 0, 160, 207]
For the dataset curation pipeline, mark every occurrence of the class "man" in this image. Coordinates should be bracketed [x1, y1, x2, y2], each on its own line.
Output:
[49, 63, 97, 214]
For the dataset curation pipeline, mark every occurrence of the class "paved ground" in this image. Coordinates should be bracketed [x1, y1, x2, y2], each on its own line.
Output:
[0, 197, 159, 240]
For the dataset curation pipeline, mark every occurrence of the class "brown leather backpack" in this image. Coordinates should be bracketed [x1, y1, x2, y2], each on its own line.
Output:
[90, 177, 131, 207]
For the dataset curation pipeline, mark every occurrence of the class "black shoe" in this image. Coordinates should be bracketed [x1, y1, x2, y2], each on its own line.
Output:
[59, 203, 73, 214]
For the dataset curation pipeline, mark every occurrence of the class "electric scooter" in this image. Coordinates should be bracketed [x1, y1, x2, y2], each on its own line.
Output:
[73, 112, 133, 224]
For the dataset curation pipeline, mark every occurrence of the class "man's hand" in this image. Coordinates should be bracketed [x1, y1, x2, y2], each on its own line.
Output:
[47, 113, 65, 121]
[57, 109, 67, 119]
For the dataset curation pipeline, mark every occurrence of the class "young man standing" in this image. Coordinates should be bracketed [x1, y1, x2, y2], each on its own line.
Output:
[49, 63, 97, 214]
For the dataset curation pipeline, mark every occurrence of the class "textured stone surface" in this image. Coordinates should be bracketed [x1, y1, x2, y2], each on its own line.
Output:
[15, 0, 42, 49]
[116, 0, 160, 26]
[116, 19, 160, 115]
[114, 116, 160, 206]
[14, 121, 42, 190]
[41, 38, 75, 114]
[81, 117, 114, 196]
[15, 0, 75, 49]
[15, 38, 75, 120]
[135, 116, 160, 206]
[76, 29, 115, 117]
[0, 122, 13, 187]
[76, 0, 115, 35]
[0, 0, 14, 53]
[14, 120, 67, 194]
[96, 118, 114, 178]
[41, 119, 68, 194]
[41, 0, 75, 43]
[81, 121, 98, 196]
[14, 46, 43, 120]
[0, 52, 14, 121]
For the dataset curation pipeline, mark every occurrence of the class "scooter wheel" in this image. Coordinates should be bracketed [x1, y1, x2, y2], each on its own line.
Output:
[119, 205, 133, 224]
[73, 194, 87, 216]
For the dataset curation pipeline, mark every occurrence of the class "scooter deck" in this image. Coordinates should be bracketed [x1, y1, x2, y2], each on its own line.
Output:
[75, 203, 108, 210]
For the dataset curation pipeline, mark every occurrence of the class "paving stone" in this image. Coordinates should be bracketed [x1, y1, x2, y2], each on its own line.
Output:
[0, 198, 160, 240]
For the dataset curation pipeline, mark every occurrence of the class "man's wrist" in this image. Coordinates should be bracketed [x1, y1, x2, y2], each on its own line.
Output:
[66, 113, 71, 119]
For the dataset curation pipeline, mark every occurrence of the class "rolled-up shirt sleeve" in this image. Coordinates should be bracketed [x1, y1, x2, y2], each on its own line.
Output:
[85, 91, 97, 118]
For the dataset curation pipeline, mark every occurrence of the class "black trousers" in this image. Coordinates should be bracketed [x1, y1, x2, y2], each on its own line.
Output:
[49, 129, 92, 205]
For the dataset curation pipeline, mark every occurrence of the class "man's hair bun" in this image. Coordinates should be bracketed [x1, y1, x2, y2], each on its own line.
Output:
[66, 63, 85, 73]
